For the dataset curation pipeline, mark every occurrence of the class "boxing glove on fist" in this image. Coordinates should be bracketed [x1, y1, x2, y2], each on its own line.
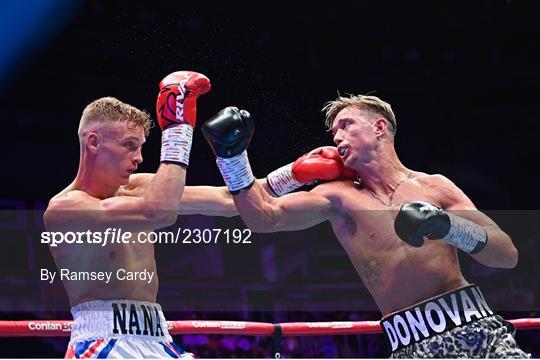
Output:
[157, 71, 211, 166]
[394, 201, 487, 254]
[156, 71, 211, 129]
[202, 106, 254, 158]
[267, 146, 357, 197]
[202, 106, 255, 193]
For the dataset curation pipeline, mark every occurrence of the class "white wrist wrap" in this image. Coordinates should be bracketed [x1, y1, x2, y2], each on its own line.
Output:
[160, 124, 193, 166]
[267, 163, 303, 197]
[216, 151, 255, 192]
[442, 212, 488, 253]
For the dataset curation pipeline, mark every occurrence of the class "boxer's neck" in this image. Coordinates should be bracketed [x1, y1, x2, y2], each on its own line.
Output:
[74, 156, 119, 199]
[356, 147, 410, 201]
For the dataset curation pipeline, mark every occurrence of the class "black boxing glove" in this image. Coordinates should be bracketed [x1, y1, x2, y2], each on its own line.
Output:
[202, 106, 255, 194]
[394, 201, 488, 254]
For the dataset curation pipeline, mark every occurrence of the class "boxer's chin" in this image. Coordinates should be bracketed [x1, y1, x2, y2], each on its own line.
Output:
[343, 155, 354, 168]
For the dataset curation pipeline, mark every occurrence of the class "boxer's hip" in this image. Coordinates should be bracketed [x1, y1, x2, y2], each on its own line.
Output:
[381, 284, 529, 358]
[65, 300, 195, 358]
[70, 299, 172, 344]
[388, 315, 530, 358]
[381, 284, 493, 352]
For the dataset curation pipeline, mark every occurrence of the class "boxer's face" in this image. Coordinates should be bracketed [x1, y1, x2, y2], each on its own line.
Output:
[332, 107, 378, 169]
[93, 121, 145, 187]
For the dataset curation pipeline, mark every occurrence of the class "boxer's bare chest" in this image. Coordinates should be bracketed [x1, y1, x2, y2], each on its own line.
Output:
[326, 177, 465, 314]
[329, 176, 441, 238]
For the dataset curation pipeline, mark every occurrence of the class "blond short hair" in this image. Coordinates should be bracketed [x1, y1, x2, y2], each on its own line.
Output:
[78, 97, 152, 137]
[322, 94, 397, 137]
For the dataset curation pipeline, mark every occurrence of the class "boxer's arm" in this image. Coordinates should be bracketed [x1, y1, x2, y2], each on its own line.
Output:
[45, 163, 186, 232]
[125, 174, 273, 217]
[201, 107, 346, 227]
[234, 180, 337, 232]
[181, 179, 272, 216]
[433, 175, 518, 268]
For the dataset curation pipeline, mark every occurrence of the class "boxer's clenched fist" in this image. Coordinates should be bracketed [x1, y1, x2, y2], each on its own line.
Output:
[157, 71, 211, 166]
[267, 146, 357, 196]
[202, 106, 254, 158]
[394, 201, 488, 254]
[156, 71, 211, 129]
[202, 106, 255, 193]
[292, 146, 357, 183]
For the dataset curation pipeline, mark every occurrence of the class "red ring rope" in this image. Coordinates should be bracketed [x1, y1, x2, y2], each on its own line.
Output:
[0, 318, 538, 337]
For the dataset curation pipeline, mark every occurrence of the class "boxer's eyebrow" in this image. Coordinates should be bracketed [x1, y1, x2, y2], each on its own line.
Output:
[123, 136, 146, 145]
[332, 117, 353, 134]
[331, 119, 343, 134]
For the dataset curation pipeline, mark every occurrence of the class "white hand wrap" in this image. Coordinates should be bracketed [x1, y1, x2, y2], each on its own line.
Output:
[216, 150, 255, 192]
[442, 212, 488, 253]
[160, 124, 193, 166]
[267, 163, 303, 197]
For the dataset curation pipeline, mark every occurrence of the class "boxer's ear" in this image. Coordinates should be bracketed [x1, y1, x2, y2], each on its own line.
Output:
[86, 132, 99, 153]
[373, 118, 388, 138]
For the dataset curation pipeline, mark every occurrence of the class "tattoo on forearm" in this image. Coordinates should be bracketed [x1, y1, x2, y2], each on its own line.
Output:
[364, 260, 381, 286]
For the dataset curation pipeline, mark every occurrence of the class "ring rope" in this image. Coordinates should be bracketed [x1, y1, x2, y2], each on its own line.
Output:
[0, 318, 538, 337]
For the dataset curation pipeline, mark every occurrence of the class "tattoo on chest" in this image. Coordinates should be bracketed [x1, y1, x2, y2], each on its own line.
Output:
[364, 260, 381, 286]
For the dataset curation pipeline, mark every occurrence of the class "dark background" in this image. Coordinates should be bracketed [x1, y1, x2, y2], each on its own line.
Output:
[0, 0, 539, 357]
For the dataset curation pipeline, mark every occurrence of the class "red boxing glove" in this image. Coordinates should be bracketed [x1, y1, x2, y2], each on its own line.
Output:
[292, 146, 356, 183]
[267, 146, 357, 196]
[157, 71, 211, 166]
[156, 71, 211, 130]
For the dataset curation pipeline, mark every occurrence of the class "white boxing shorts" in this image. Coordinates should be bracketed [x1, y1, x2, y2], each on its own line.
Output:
[64, 300, 194, 359]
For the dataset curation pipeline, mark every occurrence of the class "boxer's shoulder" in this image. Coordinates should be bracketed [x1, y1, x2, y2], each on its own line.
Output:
[406, 173, 454, 193]
[44, 191, 99, 231]
[117, 173, 153, 197]
[411, 173, 469, 208]
[311, 178, 357, 201]
[49, 190, 91, 208]
[413, 173, 459, 195]
[45, 190, 101, 225]
[414, 172, 451, 185]
[126, 172, 153, 185]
